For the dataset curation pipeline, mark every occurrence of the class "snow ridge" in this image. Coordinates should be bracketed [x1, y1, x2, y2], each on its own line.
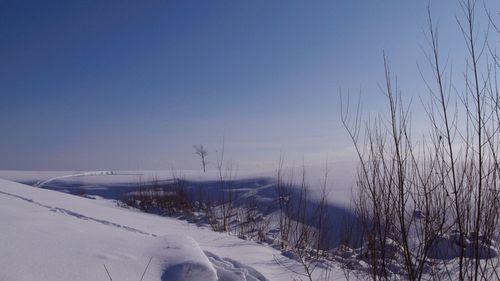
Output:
[0, 190, 156, 237]
[205, 251, 268, 281]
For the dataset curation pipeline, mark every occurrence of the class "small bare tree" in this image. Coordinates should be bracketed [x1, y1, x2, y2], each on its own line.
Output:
[193, 144, 208, 173]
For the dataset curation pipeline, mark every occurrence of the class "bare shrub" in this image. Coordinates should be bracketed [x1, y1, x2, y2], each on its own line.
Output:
[340, 2, 499, 280]
[125, 175, 194, 216]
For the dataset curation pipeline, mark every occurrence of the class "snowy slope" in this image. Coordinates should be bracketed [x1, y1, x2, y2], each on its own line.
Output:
[0, 169, 359, 250]
[0, 178, 347, 281]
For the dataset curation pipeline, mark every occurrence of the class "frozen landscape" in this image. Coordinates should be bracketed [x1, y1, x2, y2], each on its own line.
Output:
[1, 0, 499, 280]
[1, 167, 498, 280]
[0, 173, 350, 281]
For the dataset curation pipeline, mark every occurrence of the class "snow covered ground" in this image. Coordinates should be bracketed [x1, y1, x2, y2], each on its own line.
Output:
[0, 169, 359, 248]
[0, 163, 356, 206]
[2, 170, 498, 280]
[0, 177, 349, 280]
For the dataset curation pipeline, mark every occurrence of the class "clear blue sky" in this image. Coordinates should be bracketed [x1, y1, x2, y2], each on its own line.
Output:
[1, 0, 498, 171]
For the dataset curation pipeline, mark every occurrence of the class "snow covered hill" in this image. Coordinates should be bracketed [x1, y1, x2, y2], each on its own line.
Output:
[0, 178, 347, 281]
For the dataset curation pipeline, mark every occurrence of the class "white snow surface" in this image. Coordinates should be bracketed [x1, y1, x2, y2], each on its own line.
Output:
[0, 164, 356, 206]
[0, 178, 347, 281]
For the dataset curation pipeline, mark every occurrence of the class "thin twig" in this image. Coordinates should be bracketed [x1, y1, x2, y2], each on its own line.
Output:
[139, 257, 153, 281]
[104, 264, 113, 281]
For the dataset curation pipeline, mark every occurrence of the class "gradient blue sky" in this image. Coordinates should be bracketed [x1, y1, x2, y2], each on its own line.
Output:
[1, 0, 498, 171]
